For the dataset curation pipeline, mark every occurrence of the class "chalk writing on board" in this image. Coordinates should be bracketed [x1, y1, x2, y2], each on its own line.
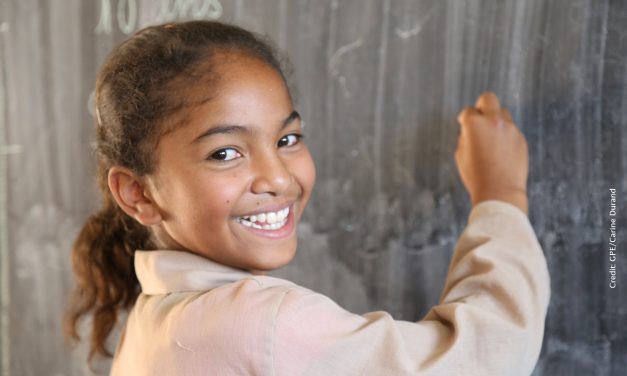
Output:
[118, 0, 138, 34]
[156, 0, 223, 23]
[95, 0, 223, 35]
[95, 0, 137, 35]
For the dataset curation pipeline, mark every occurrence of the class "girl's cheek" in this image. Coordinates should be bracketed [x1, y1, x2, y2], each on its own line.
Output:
[221, 171, 245, 191]
[195, 170, 245, 207]
[293, 149, 317, 191]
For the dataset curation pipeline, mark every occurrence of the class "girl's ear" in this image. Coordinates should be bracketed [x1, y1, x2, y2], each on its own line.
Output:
[107, 166, 163, 226]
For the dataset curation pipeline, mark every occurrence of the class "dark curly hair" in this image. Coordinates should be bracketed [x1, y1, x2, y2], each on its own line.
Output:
[63, 20, 290, 367]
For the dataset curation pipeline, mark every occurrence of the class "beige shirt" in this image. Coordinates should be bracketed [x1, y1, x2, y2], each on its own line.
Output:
[110, 200, 551, 375]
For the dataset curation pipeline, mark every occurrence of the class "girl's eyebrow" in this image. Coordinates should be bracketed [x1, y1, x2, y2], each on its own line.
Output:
[191, 110, 301, 144]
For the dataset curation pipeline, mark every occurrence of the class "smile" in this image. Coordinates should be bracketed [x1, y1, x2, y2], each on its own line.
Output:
[236, 206, 290, 230]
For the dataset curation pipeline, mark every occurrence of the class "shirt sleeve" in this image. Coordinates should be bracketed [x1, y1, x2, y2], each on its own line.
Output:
[271, 200, 551, 376]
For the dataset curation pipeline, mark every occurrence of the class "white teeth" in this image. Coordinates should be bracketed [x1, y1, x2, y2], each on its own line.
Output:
[237, 206, 291, 230]
[238, 218, 287, 230]
[263, 222, 284, 230]
[277, 208, 287, 221]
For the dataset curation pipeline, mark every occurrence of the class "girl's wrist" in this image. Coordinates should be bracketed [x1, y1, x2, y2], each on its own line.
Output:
[471, 188, 529, 216]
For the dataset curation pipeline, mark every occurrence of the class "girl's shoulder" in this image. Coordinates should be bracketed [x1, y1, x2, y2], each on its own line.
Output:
[176, 274, 318, 318]
[201, 274, 317, 309]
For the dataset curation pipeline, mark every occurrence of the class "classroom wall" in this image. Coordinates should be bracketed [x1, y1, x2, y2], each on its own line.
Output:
[0, 0, 625, 375]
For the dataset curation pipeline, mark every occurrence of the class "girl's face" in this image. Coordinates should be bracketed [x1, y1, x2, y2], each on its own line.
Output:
[146, 53, 316, 273]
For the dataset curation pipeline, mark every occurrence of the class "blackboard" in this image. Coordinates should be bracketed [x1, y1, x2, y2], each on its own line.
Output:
[0, 0, 625, 375]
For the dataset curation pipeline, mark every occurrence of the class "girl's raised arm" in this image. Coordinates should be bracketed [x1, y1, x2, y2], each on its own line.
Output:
[265, 93, 550, 375]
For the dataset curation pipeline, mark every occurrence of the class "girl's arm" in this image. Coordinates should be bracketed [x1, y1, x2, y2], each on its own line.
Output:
[268, 93, 550, 375]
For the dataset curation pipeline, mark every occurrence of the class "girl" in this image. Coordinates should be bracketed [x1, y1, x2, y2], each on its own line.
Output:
[64, 20, 550, 375]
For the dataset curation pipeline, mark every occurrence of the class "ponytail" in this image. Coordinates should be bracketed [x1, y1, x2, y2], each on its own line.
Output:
[63, 167, 154, 364]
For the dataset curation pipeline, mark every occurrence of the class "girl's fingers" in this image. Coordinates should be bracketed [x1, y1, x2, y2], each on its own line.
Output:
[475, 92, 501, 115]
[457, 106, 482, 125]
[501, 108, 514, 124]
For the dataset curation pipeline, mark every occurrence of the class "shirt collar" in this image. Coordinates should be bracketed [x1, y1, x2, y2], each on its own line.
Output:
[134, 250, 255, 295]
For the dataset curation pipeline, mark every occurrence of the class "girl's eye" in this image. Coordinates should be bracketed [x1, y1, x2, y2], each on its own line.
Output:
[208, 148, 241, 161]
[278, 134, 303, 148]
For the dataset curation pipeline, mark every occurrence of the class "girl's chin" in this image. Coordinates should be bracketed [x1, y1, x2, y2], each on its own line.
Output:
[246, 246, 297, 272]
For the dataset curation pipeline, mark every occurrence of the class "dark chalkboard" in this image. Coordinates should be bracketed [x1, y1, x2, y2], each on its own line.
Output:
[0, 0, 625, 375]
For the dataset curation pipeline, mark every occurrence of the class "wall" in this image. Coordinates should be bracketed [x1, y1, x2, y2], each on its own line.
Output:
[0, 0, 625, 375]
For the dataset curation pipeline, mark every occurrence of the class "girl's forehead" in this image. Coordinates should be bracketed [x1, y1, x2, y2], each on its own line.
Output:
[208, 54, 290, 106]
[163, 52, 289, 124]
[216, 53, 283, 86]
[161, 53, 292, 137]
[190, 52, 287, 100]
[167, 50, 282, 94]
[200, 50, 274, 78]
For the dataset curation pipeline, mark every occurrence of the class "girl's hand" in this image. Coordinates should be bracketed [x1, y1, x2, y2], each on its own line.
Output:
[454, 92, 529, 215]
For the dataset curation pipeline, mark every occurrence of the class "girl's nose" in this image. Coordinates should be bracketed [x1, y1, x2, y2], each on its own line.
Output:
[250, 152, 293, 196]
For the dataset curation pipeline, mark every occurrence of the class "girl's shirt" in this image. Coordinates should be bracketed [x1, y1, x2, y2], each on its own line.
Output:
[109, 200, 551, 376]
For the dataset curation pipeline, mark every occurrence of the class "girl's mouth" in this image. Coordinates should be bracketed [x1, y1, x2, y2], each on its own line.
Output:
[235, 205, 295, 238]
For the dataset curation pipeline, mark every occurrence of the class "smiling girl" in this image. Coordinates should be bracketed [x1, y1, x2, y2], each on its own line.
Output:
[64, 21, 550, 375]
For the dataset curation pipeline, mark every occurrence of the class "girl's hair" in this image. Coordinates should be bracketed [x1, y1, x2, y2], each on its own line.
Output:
[63, 20, 290, 365]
